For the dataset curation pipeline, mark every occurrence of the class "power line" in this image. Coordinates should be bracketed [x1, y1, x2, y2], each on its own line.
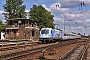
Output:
[34, 0, 42, 5]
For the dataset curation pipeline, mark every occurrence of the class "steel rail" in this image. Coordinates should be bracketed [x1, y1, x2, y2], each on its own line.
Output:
[0, 44, 32, 51]
[0, 40, 79, 60]
[0, 42, 60, 60]
[77, 43, 90, 60]
[56, 41, 86, 60]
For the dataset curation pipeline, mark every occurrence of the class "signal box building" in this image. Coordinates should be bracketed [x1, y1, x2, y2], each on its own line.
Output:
[5, 18, 39, 40]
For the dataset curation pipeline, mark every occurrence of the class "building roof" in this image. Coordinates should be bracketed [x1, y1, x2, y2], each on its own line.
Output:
[7, 18, 39, 22]
[6, 27, 18, 29]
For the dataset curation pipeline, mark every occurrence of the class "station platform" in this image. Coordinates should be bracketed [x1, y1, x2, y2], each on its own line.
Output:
[0, 39, 29, 42]
[0, 42, 24, 47]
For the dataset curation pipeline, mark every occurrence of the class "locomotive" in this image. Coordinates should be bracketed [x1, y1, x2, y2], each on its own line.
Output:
[39, 28, 81, 43]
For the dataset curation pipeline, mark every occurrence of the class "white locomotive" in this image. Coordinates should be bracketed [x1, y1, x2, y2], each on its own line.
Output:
[39, 28, 81, 43]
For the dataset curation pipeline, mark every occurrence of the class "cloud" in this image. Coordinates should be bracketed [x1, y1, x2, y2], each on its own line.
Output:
[58, 0, 90, 8]
[83, 10, 90, 19]
[64, 13, 85, 20]
[54, 17, 63, 24]
[0, 10, 5, 23]
[42, 3, 69, 14]
[63, 12, 89, 27]
[42, 3, 69, 16]
[42, 4, 50, 11]
[25, 10, 30, 12]
[50, 3, 69, 14]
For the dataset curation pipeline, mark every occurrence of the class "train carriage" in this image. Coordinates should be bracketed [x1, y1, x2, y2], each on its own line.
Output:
[39, 28, 81, 43]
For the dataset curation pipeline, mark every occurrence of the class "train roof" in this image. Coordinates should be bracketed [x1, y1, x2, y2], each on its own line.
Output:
[62, 31, 81, 35]
[41, 28, 61, 31]
[41, 28, 53, 30]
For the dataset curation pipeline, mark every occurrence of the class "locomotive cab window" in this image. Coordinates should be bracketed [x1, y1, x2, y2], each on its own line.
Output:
[41, 29, 49, 34]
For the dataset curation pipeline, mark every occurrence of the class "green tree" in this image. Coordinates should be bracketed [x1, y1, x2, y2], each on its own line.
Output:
[0, 20, 6, 31]
[29, 5, 54, 28]
[3, 0, 26, 19]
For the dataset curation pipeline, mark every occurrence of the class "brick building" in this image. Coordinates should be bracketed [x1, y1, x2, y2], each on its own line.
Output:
[5, 18, 39, 41]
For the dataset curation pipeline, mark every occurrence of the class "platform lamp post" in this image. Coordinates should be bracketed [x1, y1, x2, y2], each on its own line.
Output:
[68, 20, 72, 33]
[84, 26, 87, 35]
[63, 15, 65, 31]
[76, 22, 78, 34]
[84, 26, 89, 36]
[75, 22, 81, 35]
[62, 14, 67, 32]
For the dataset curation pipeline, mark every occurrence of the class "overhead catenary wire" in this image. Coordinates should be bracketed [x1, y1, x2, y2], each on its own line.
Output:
[77, 0, 81, 11]
[75, 0, 88, 35]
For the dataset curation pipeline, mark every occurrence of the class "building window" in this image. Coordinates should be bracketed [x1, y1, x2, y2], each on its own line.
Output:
[32, 24, 33, 27]
[32, 30, 34, 36]
[19, 23, 21, 26]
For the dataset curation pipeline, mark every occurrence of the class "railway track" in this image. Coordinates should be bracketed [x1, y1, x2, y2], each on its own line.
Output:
[85, 41, 90, 60]
[0, 42, 38, 51]
[0, 42, 60, 60]
[0, 42, 43, 55]
[56, 40, 89, 60]
[0, 39, 79, 52]
[0, 39, 80, 60]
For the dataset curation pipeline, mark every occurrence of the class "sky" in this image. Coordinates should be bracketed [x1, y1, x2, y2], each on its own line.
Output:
[0, 0, 90, 36]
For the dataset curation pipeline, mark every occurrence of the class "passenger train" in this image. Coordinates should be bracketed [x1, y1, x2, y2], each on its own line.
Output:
[39, 28, 81, 43]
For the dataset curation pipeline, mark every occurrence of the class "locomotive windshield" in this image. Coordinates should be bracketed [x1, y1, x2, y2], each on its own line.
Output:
[41, 29, 49, 34]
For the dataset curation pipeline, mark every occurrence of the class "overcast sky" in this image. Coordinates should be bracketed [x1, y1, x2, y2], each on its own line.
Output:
[0, 0, 90, 36]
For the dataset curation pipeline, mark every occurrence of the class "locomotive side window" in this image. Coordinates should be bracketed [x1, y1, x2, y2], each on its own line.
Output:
[41, 29, 49, 34]
[51, 30, 52, 33]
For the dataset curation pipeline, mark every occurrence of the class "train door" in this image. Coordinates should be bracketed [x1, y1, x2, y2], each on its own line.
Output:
[51, 30, 53, 38]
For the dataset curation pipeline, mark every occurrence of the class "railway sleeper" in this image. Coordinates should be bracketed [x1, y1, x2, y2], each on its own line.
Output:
[0, 44, 32, 51]
[56, 42, 83, 60]
[0, 40, 80, 60]
[2, 49, 44, 60]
